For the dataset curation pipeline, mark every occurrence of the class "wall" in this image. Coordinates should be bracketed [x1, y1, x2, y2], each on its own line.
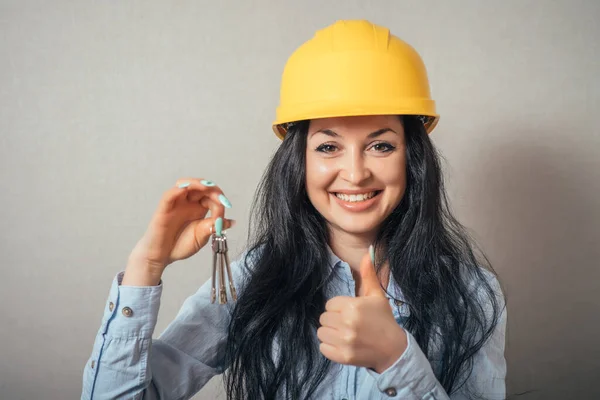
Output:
[1, 1, 599, 398]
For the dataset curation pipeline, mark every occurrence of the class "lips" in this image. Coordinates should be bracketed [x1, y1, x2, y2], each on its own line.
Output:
[334, 191, 377, 202]
[330, 190, 383, 212]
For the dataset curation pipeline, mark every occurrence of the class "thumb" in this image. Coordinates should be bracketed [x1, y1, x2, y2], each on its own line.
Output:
[358, 245, 386, 297]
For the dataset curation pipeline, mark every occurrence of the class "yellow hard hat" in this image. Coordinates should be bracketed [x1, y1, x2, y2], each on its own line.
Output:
[272, 20, 439, 139]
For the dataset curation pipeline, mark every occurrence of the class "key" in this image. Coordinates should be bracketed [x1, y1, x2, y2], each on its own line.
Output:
[210, 230, 237, 304]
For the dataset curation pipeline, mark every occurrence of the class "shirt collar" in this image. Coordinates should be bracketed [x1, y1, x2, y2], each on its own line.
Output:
[325, 245, 406, 301]
[326, 245, 343, 268]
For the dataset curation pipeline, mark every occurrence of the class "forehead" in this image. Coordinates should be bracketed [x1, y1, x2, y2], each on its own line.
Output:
[308, 115, 404, 136]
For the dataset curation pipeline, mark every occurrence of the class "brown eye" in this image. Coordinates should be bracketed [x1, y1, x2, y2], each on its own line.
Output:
[316, 144, 338, 153]
[370, 142, 396, 153]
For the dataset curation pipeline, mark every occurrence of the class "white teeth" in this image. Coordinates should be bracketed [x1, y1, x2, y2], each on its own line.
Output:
[335, 192, 377, 202]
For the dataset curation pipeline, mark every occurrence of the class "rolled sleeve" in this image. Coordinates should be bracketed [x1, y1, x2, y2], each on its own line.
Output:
[367, 329, 449, 399]
[82, 256, 252, 400]
[82, 272, 163, 399]
[365, 269, 507, 400]
[100, 272, 163, 338]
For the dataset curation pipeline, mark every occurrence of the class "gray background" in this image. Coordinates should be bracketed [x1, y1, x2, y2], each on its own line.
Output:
[1, 1, 599, 399]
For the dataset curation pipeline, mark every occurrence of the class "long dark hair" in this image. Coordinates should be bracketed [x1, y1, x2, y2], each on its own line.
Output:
[223, 116, 504, 399]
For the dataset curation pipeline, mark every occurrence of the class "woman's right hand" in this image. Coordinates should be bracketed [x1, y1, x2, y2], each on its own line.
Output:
[122, 178, 234, 286]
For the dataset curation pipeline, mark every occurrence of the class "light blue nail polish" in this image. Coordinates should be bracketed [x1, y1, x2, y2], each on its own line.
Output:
[200, 180, 216, 187]
[218, 194, 232, 208]
[177, 182, 190, 188]
[215, 217, 223, 237]
[369, 245, 375, 264]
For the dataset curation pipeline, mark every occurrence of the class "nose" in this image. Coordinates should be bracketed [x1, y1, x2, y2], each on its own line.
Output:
[338, 147, 371, 185]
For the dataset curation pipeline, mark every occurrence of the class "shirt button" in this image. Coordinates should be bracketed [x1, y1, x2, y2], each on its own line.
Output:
[108, 302, 114, 311]
[122, 306, 133, 317]
[90, 360, 95, 369]
[384, 387, 397, 397]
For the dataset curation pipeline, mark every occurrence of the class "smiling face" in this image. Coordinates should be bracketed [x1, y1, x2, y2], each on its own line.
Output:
[305, 115, 407, 239]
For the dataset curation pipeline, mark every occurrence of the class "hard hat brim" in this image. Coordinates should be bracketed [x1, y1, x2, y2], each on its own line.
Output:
[272, 109, 439, 139]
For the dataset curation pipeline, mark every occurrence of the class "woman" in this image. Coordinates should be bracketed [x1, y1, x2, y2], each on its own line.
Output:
[82, 20, 506, 400]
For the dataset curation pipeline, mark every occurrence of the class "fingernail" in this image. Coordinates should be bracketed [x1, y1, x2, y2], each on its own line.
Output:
[215, 217, 223, 236]
[200, 179, 216, 187]
[218, 194, 232, 208]
[177, 182, 190, 188]
[369, 245, 375, 264]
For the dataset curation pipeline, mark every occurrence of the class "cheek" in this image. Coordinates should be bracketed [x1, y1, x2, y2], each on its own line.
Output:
[386, 167, 406, 188]
[305, 155, 337, 193]
[377, 155, 407, 193]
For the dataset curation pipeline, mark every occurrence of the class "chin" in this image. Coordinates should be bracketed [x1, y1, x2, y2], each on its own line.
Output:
[328, 216, 382, 236]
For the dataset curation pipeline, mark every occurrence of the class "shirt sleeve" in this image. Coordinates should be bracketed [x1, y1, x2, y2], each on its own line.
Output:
[365, 273, 507, 400]
[81, 261, 243, 400]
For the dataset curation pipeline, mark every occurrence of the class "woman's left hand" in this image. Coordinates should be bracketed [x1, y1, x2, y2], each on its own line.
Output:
[317, 251, 408, 373]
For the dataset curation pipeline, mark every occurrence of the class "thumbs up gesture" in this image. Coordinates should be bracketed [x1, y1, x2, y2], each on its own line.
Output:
[317, 247, 408, 373]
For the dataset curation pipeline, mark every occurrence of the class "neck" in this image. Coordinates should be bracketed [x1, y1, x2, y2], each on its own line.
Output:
[328, 224, 390, 294]
[327, 225, 375, 273]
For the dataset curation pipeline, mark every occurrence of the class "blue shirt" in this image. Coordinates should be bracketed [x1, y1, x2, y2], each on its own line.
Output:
[81, 250, 506, 399]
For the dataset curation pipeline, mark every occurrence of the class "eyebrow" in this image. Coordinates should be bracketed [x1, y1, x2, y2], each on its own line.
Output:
[312, 128, 397, 139]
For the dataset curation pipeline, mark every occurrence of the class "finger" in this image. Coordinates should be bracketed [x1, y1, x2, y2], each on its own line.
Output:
[157, 185, 196, 214]
[193, 217, 236, 244]
[187, 182, 232, 221]
[325, 296, 354, 312]
[316, 326, 344, 347]
[155, 184, 217, 224]
[319, 343, 345, 365]
[184, 203, 211, 222]
[319, 311, 343, 329]
[199, 196, 225, 221]
[206, 217, 236, 234]
[175, 177, 219, 189]
[358, 246, 386, 298]
[180, 179, 231, 208]
[163, 178, 231, 212]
